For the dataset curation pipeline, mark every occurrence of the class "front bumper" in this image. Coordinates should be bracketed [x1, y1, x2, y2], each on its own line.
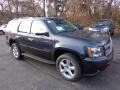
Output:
[82, 52, 113, 75]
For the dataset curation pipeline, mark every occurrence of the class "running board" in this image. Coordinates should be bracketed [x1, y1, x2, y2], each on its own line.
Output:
[22, 53, 55, 64]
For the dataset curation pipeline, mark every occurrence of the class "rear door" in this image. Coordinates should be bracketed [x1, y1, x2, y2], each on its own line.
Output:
[27, 20, 52, 59]
[17, 20, 32, 52]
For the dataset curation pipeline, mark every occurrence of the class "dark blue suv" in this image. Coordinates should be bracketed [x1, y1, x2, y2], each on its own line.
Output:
[5, 17, 113, 81]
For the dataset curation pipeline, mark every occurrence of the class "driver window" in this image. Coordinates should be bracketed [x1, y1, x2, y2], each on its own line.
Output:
[31, 21, 47, 34]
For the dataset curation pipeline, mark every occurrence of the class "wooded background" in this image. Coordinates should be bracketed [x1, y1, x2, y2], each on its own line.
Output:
[0, 0, 120, 32]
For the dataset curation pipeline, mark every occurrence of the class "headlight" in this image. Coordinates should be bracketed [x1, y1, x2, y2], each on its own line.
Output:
[100, 27, 110, 35]
[87, 47, 104, 57]
[102, 27, 109, 32]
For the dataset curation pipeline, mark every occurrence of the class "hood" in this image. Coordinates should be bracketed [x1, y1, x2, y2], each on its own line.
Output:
[92, 25, 106, 28]
[90, 25, 109, 30]
[91, 22, 109, 27]
[61, 30, 110, 46]
[89, 26, 109, 34]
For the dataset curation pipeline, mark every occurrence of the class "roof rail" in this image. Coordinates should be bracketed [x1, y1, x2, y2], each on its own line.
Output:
[12, 16, 58, 21]
[13, 17, 34, 20]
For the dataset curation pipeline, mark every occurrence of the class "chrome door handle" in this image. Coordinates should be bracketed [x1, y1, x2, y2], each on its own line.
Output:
[28, 38, 33, 41]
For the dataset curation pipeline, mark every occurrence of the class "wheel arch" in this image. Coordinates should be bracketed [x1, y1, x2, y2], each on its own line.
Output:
[9, 39, 16, 46]
[53, 48, 83, 62]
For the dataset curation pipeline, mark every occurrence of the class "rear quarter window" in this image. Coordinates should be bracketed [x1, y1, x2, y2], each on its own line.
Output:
[7, 20, 21, 33]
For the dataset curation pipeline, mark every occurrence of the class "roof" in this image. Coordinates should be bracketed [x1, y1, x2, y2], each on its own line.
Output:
[13, 17, 59, 21]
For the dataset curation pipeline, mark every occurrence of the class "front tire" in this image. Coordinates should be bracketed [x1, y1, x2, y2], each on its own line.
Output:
[11, 43, 23, 60]
[56, 53, 81, 81]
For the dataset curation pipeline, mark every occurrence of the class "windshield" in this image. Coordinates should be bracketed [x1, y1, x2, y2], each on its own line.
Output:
[92, 20, 110, 27]
[46, 19, 77, 33]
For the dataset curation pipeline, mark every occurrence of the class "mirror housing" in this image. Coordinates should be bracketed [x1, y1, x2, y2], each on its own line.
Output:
[35, 32, 49, 37]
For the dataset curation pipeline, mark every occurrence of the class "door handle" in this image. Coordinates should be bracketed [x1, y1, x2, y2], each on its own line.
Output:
[28, 38, 33, 41]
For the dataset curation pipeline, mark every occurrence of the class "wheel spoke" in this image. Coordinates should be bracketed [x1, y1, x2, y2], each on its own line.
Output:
[62, 69, 66, 73]
[66, 60, 71, 66]
[69, 66, 75, 70]
[60, 61, 66, 67]
[12, 46, 19, 58]
[59, 59, 76, 79]
[67, 69, 73, 77]
[60, 67, 67, 76]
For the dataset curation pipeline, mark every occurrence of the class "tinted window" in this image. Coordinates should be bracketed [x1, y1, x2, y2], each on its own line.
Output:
[18, 20, 32, 33]
[46, 19, 77, 33]
[31, 21, 47, 34]
[92, 20, 111, 27]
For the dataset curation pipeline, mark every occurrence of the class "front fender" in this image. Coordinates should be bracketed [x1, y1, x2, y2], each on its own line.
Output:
[53, 42, 87, 59]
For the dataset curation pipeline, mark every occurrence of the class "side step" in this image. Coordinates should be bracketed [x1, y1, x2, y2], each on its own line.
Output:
[22, 53, 55, 64]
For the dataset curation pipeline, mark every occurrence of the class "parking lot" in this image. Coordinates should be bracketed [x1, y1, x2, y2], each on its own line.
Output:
[0, 35, 120, 90]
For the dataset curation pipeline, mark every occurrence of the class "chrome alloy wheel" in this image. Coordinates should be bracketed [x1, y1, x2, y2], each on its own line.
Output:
[12, 45, 19, 58]
[59, 59, 76, 79]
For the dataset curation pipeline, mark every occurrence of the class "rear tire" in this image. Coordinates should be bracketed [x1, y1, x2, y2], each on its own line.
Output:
[0, 30, 4, 35]
[111, 30, 114, 36]
[11, 43, 23, 60]
[56, 53, 81, 81]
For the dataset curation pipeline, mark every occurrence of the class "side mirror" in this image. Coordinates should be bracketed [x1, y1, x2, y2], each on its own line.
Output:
[35, 32, 49, 37]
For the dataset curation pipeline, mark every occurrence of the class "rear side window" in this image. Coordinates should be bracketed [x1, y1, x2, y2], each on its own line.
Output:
[18, 20, 32, 33]
[31, 21, 47, 34]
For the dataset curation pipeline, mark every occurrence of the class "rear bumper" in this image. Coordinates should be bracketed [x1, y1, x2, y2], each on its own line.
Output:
[82, 52, 113, 75]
